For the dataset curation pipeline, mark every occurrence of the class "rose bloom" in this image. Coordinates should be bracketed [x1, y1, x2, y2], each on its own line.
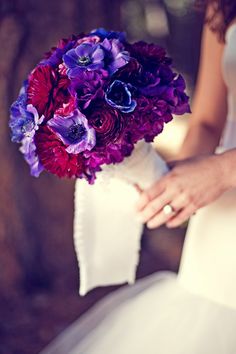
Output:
[87, 101, 127, 147]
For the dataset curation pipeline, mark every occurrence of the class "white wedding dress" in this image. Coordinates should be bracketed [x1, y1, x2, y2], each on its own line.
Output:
[41, 24, 236, 354]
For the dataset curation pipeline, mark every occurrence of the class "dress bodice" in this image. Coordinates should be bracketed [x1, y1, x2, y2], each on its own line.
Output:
[178, 23, 236, 309]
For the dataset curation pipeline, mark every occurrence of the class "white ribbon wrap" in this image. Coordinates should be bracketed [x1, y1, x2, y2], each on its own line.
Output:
[73, 141, 168, 296]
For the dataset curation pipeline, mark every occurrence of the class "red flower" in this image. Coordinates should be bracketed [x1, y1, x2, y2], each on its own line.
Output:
[27, 64, 76, 119]
[53, 76, 77, 116]
[27, 65, 56, 117]
[35, 125, 85, 178]
[87, 101, 126, 146]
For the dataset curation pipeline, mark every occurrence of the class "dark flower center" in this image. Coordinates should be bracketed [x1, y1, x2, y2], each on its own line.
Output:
[107, 81, 130, 106]
[78, 56, 91, 66]
[67, 124, 86, 143]
[112, 90, 125, 105]
[94, 117, 103, 128]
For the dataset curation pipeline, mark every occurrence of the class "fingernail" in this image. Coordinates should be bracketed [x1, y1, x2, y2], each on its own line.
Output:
[147, 221, 156, 229]
[166, 222, 176, 228]
[136, 194, 148, 210]
[166, 223, 174, 228]
[136, 200, 145, 211]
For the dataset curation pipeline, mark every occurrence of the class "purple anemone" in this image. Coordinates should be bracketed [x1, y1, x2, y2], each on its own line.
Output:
[101, 38, 130, 75]
[17, 104, 45, 177]
[63, 43, 105, 78]
[9, 84, 38, 143]
[20, 134, 44, 177]
[9, 84, 45, 177]
[47, 109, 96, 154]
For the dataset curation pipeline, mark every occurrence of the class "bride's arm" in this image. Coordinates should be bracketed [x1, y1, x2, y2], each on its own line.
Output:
[136, 13, 234, 228]
[179, 9, 227, 158]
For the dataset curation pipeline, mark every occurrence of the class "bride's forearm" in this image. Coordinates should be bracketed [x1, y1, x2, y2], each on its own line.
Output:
[219, 149, 236, 190]
[178, 122, 222, 159]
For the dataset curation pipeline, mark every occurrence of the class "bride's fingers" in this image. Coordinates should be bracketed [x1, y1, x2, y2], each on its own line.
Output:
[145, 203, 176, 229]
[170, 193, 190, 212]
[136, 178, 167, 211]
[145, 193, 190, 228]
[145, 193, 195, 229]
[143, 192, 188, 228]
[139, 192, 174, 225]
[166, 204, 196, 228]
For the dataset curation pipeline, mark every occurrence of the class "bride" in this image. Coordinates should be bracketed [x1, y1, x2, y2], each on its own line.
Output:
[41, 0, 236, 353]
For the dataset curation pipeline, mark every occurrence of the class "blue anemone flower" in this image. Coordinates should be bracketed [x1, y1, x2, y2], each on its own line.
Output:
[89, 28, 126, 43]
[105, 80, 137, 113]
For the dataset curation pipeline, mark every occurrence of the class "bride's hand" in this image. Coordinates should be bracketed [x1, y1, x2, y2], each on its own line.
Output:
[136, 154, 228, 228]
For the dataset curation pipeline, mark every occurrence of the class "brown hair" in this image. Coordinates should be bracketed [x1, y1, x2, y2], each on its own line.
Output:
[196, 0, 236, 40]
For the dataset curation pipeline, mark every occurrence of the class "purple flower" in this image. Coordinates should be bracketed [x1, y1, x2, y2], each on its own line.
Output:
[9, 83, 45, 177]
[101, 38, 130, 75]
[125, 41, 169, 72]
[13, 103, 45, 177]
[10, 96, 31, 143]
[71, 69, 109, 110]
[152, 75, 190, 115]
[105, 80, 137, 113]
[90, 28, 126, 43]
[138, 66, 190, 116]
[139, 66, 174, 97]
[84, 142, 134, 183]
[113, 58, 142, 84]
[172, 75, 191, 115]
[9, 85, 39, 143]
[47, 109, 96, 154]
[139, 73, 161, 97]
[63, 43, 105, 78]
[41, 39, 76, 67]
[20, 135, 44, 177]
[125, 96, 173, 144]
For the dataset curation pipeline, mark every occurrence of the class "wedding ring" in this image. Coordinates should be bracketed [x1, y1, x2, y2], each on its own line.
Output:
[163, 204, 174, 216]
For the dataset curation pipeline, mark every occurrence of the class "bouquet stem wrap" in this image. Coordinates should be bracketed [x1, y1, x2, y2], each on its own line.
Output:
[73, 141, 168, 296]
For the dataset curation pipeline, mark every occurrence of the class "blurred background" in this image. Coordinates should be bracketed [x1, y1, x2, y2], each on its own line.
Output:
[0, 1, 204, 353]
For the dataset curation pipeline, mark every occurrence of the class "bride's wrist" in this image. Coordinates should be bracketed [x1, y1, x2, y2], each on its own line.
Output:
[216, 150, 236, 190]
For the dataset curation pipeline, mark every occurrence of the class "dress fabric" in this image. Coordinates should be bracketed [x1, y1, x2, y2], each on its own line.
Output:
[41, 24, 236, 354]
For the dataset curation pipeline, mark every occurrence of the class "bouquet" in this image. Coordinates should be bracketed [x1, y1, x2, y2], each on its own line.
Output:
[9, 28, 190, 184]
